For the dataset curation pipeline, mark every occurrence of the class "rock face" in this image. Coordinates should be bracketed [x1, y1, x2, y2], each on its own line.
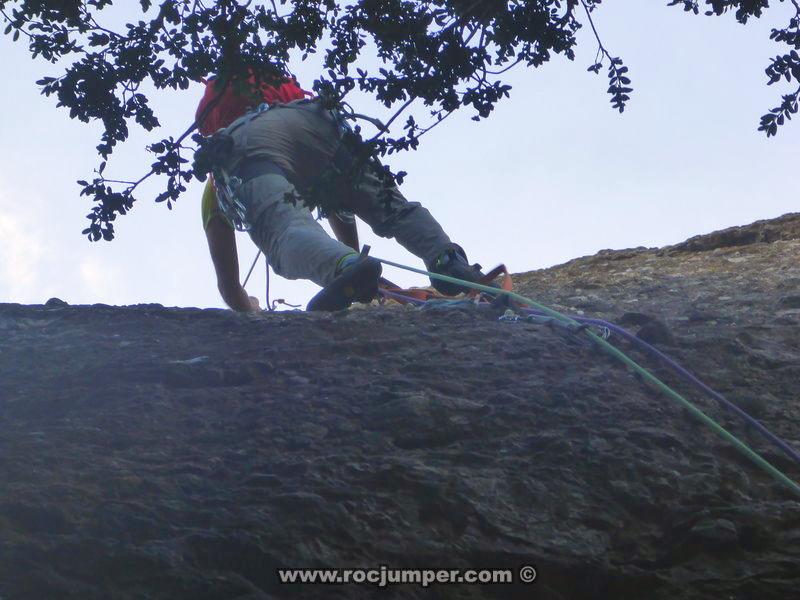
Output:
[1, 214, 799, 599]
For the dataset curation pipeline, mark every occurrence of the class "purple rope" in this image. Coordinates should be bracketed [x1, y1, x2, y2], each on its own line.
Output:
[377, 287, 800, 466]
[556, 313, 800, 467]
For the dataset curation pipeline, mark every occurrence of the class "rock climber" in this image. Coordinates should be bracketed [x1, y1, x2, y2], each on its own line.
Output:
[194, 67, 489, 312]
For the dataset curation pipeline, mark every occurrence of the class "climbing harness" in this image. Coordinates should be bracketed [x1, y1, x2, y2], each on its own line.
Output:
[212, 167, 250, 231]
[201, 98, 384, 232]
[206, 103, 275, 231]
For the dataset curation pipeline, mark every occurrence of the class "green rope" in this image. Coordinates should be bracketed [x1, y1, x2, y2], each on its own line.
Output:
[376, 257, 800, 498]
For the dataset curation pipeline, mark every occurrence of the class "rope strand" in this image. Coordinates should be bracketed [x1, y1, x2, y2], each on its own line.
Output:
[374, 256, 800, 498]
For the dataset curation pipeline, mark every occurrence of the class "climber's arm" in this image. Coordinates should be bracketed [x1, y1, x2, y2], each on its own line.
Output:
[202, 179, 258, 313]
[205, 215, 258, 312]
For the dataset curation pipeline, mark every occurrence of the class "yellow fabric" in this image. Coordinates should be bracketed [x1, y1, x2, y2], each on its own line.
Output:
[201, 178, 233, 230]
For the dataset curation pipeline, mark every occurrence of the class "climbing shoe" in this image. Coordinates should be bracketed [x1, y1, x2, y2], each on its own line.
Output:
[306, 254, 382, 312]
[427, 244, 490, 296]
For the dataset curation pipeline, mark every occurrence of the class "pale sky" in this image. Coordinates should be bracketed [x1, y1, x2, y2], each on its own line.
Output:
[0, 1, 797, 310]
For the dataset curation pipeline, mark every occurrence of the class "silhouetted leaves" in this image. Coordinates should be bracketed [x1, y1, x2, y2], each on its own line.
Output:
[666, 0, 800, 138]
[0, 0, 796, 240]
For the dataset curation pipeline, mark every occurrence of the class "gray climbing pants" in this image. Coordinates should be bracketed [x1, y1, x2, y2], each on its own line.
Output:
[217, 99, 453, 287]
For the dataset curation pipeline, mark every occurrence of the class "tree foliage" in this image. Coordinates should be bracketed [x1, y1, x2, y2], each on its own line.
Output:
[1, 0, 798, 241]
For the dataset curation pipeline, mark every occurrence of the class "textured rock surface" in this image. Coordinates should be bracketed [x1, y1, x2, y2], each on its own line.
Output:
[1, 214, 799, 599]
